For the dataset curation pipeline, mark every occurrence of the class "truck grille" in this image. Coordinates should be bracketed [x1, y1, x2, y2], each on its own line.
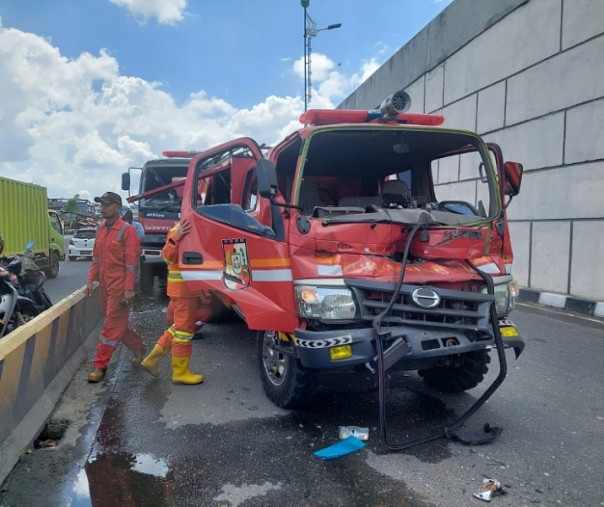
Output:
[345, 279, 494, 333]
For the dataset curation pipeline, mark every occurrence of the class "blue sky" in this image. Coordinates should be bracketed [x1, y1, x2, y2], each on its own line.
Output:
[0, 0, 452, 201]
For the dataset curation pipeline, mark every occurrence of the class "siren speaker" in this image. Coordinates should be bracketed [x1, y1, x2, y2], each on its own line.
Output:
[379, 90, 411, 116]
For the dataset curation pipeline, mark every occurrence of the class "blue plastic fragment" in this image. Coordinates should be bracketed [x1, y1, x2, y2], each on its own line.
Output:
[314, 436, 366, 460]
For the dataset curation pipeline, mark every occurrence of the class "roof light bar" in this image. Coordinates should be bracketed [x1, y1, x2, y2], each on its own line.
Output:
[299, 109, 444, 127]
[162, 151, 198, 158]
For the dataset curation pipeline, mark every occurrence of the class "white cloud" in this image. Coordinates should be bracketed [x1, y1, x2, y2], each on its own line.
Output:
[0, 19, 391, 202]
[109, 0, 188, 25]
[0, 22, 308, 201]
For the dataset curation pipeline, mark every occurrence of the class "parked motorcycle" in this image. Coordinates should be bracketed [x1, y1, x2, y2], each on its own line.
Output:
[0, 241, 53, 338]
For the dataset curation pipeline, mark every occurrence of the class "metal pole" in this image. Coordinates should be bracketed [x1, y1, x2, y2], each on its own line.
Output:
[303, 5, 308, 112]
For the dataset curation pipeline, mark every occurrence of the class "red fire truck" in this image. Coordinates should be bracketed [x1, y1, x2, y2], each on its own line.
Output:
[121, 155, 192, 295]
[167, 91, 525, 447]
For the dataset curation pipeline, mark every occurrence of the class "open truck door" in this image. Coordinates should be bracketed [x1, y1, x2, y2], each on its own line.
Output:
[179, 138, 298, 331]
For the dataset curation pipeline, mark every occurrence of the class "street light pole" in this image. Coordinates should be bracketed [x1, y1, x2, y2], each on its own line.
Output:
[302, 0, 308, 112]
[301, 1, 341, 112]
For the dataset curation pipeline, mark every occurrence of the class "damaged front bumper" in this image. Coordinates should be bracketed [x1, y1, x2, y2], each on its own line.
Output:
[292, 318, 524, 370]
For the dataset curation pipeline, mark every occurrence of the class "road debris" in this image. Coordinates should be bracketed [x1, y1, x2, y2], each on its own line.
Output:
[339, 426, 369, 441]
[314, 436, 366, 460]
[473, 478, 503, 502]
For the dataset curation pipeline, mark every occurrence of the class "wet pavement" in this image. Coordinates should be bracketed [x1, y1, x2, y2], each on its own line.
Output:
[1, 299, 603, 506]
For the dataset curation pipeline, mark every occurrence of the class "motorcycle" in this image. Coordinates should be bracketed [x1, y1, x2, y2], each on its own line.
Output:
[0, 241, 53, 338]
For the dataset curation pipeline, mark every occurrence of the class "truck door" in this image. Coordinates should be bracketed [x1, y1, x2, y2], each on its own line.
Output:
[179, 138, 298, 331]
[486, 142, 523, 272]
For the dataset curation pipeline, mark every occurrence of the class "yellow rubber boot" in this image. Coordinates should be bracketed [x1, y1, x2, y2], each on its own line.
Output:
[171, 355, 204, 385]
[141, 345, 169, 377]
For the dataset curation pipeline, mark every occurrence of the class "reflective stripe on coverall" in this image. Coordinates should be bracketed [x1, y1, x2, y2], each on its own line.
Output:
[156, 227, 198, 358]
[88, 218, 144, 369]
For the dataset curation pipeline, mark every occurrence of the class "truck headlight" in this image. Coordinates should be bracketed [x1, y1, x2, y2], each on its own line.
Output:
[482, 279, 517, 316]
[295, 286, 357, 320]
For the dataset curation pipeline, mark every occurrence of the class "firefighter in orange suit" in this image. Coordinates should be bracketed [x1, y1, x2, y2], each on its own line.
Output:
[85, 191, 145, 383]
[141, 216, 203, 384]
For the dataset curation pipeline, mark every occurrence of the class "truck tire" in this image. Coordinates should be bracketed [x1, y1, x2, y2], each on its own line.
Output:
[258, 330, 317, 409]
[140, 264, 154, 296]
[44, 251, 60, 279]
[418, 349, 491, 393]
[69, 256, 77, 261]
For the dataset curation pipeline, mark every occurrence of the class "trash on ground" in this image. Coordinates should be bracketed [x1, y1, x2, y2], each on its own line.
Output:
[339, 426, 369, 441]
[314, 436, 366, 460]
[473, 478, 502, 502]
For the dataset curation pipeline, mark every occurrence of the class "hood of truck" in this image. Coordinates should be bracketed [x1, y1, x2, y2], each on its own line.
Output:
[290, 211, 504, 284]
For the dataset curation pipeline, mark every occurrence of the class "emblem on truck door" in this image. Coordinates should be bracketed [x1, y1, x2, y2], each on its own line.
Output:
[222, 238, 251, 290]
[411, 287, 440, 309]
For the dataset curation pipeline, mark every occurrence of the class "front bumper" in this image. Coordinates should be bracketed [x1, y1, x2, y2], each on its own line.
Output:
[293, 319, 524, 370]
[68, 247, 93, 258]
[140, 247, 164, 265]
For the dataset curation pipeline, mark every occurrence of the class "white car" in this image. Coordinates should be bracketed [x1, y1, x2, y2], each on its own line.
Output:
[68, 228, 96, 261]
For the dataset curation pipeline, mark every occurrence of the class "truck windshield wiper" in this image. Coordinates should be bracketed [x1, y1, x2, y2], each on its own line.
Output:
[321, 208, 440, 227]
[157, 203, 181, 213]
[321, 207, 487, 227]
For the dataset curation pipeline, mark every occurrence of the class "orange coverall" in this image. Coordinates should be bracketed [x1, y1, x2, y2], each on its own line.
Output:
[88, 218, 144, 369]
[156, 227, 198, 357]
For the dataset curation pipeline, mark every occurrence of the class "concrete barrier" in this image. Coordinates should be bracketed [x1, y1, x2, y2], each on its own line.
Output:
[0, 288, 102, 485]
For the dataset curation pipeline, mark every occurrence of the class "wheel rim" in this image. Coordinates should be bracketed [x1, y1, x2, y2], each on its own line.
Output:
[261, 331, 288, 387]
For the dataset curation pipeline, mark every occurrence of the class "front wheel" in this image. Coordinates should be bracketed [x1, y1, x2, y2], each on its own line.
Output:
[44, 251, 60, 279]
[6, 302, 41, 334]
[418, 349, 491, 393]
[257, 331, 317, 409]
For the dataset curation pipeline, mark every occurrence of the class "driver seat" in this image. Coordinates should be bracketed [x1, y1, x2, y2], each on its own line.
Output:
[382, 180, 411, 207]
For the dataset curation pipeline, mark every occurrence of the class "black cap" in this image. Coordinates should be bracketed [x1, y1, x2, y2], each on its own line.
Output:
[94, 191, 122, 206]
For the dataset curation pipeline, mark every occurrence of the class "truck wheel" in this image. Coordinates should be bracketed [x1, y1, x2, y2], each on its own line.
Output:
[69, 256, 77, 261]
[418, 349, 491, 393]
[44, 251, 60, 279]
[258, 331, 317, 409]
[140, 265, 154, 296]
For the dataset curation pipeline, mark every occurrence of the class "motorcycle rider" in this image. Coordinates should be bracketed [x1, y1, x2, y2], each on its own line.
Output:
[0, 235, 14, 282]
[85, 192, 145, 383]
[0, 235, 8, 279]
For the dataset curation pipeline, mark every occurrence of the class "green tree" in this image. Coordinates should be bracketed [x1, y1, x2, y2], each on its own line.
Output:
[66, 194, 80, 214]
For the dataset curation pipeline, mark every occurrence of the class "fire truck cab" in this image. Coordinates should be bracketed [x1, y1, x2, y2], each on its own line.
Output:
[178, 92, 525, 411]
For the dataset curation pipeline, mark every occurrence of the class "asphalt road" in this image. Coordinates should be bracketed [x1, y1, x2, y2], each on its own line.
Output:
[1, 267, 603, 506]
[44, 257, 91, 303]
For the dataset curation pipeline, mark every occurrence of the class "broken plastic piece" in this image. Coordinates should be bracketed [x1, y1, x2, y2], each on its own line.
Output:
[339, 426, 369, 441]
[314, 436, 366, 460]
[473, 478, 502, 502]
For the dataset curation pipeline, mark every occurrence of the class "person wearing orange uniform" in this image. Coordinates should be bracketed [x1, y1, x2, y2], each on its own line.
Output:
[85, 191, 145, 383]
[141, 216, 203, 384]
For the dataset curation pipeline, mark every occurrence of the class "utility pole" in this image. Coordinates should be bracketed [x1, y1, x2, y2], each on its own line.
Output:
[301, 1, 341, 111]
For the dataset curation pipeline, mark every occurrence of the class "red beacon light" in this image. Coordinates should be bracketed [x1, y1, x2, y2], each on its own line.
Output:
[162, 150, 198, 158]
[300, 90, 444, 127]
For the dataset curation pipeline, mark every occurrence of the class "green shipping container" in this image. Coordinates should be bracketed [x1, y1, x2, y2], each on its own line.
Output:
[0, 176, 65, 278]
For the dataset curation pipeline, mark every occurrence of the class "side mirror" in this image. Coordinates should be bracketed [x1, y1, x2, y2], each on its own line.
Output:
[503, 161, 523, 197]
[121, 172, 131, 191]
[478, 162, 488, 183]
[256, 159, 278, 199]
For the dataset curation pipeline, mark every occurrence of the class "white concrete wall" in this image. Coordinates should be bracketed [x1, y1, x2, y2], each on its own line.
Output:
[340, 0, 604, 301]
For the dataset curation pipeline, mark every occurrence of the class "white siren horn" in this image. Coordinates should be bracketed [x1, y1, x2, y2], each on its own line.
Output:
[379, 90, 411, 117]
